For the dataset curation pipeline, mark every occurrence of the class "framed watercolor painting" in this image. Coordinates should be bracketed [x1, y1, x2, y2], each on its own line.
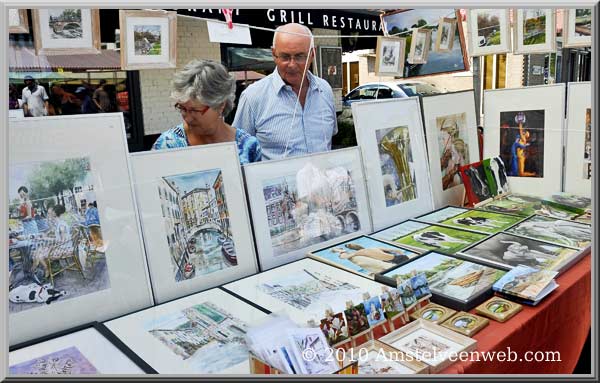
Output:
[564, 82, 592, 197]
[435, 17, 457, 52]
[416, 206, 525, 235]
[352, 98, 434, 231]
[119, 10, 177, 70]
[243, 147, 371, 271]
[441, 311, 489, 337]
[407, 28, 432, 64]
[130, 143, 258, 303]
[562, 8, 592, 48]
[504, 215, 591, 250]
[9, 322, 150, 375]
[9, 9, 29, 34]
[8, 115, 153, 345]
[31, 9, 101, 55]
[421, 91, 480, 208]
[467, 9, 511, 56]
[374, 36, 407, 77]
[319, 46, 343, 89]
[483, 84, 566, 194]
[475, 296, 522, 322]
[513, 9, 556, 54]
[105, 288, 269, 374]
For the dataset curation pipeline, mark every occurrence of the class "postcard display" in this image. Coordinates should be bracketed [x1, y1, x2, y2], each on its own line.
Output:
[130, 144, 258, 303]
[352, 98, 434, 230]
[564, 82, 592, 197]
[8, 115, 153, 345]
[421, 91, 481, 208]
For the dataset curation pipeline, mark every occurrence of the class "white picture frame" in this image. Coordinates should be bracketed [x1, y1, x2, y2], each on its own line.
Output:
[483, 84, 565, 195]
[9, 9, 29, 34]
[222, 258, 390, 326]
[8, 114, 153, 345]
[119, 10, 177, 70]
[352, 98, 434, 231]
[421, 91, 480, 208]
[9, 325, 146, 375]
[513, 9, 556, 54]
[467, 9, 512, 56]
[564, 82, 592, 197]
[435, 17, 457, 53]
[105, 288, 269, 374]
[562, 8, 592, 48]
[32, 9, 101, 55]
[375, 36, 407, 77]
[130, 143, 258, 304]
[243, 148, 372, 271]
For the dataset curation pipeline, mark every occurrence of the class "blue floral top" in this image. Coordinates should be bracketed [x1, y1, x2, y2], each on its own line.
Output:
[152, 124, 262, 164]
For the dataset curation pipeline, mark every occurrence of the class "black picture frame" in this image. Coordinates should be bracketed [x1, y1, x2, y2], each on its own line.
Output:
[318, 46, 343, 89]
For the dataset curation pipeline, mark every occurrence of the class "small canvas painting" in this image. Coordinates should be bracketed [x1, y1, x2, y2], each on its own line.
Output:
[363, 296, 386, 327]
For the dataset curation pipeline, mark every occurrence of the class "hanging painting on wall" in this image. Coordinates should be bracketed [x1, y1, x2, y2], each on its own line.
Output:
[32, 9, 101, 55]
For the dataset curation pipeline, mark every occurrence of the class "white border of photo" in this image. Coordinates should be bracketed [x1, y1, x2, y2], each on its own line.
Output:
[564, 81, 592, 197]
[513, 9, 556, 55]
[467, 9, 512, 56]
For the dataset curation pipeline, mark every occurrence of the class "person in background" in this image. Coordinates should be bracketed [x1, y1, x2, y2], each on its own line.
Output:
[51, 85, 81, 115]
[75, 86, 98, 114]
[116, 83, 129, 112]
[93, 79, 112, 113]
[152, 59, 262, 164]
[9, 84, 21, 110]
[233, 23, 337, 160]
[21, 75, 49, 117]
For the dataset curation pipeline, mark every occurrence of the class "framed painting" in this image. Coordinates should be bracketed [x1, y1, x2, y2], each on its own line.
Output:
[374, 36, 407, 77]
[308, 235, 420, 279]
[482, 157, 510, 197]
[352, 98, 433, 231]
[417, 206, 525, 235]
[505, 215, 591, 250]
[243, 147, 371, 271]
[31, 9, 101, 55]
[513, 9, 556, 54]
[377, 252, 506, 311]
[407, 28, 432, 64]
[483, 84, 565, 194]
[562, 8, 592, 48]
[543, 192, 591, 214]
[435, 17, 457, 52]
[9, 322, 151, 375]
[459, 161, 494, 206]
[421, 91, 480, 208]
[319, 46, 343, 89]
[475, 296, 522, 322]
[119, 10, 177, 70]
[565, 82, 592, 197]
[222, 258, 390, 326]
[467, 9, 512, 56]
[441, 311, 489, 337]
[476, 193, 544, 216]
[130, 143, 258, 303]
[8, 115, 153, 345]
[105, 288, 269, 374]
[351, 340, 429, 374]
[9, 9, 29, 34]
[382, 9, 469, 77]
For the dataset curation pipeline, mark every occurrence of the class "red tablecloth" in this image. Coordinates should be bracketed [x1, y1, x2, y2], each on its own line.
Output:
[441, 252, 591, 374]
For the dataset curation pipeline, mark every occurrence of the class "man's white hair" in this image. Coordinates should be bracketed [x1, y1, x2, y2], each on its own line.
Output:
[272, 24, 313, 49]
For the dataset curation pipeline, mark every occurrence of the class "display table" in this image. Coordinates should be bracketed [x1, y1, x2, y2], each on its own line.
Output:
[441, 252, 591, 374]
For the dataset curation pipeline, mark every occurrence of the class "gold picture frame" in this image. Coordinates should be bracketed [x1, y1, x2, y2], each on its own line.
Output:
[32, 9, 101, 55]
[374, 36, 407, 77]
[435, 17, 456, 52]
[119, 10, 177, 70]
[9, 9, 29, 34]
[407, 28, 432, 64]
[379, 319, 477, 373]
[409, 302, 456, 324]
[351, 339, 429, 374]
[475, 296, 523, 323]
[441, 311, 489, 337]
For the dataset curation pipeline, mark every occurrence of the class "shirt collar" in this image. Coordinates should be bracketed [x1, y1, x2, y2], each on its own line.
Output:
[271, 68, 322, 94]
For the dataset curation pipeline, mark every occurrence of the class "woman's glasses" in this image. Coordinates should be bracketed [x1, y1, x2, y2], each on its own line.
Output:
[174, 103, 210, 116]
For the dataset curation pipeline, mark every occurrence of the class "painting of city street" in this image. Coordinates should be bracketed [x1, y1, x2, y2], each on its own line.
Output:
[376, 126, 418, 207]
[146, 302, 248, 374]
[48, 9, 83, 39]
[262, 163, 361, 257]
[437, 113, 470, 190]
[134, 25, 162, 55]
[476, 10, 502, 47]
[9, 346, 98, 375]
[522, 9, 546, 45]
[8, 157, 110, 314]
[160, 169, 237, 283]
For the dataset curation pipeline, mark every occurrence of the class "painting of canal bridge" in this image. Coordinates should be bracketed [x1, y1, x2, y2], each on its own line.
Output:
[159, 169, 237, 282]
[262, 163, 361, 258]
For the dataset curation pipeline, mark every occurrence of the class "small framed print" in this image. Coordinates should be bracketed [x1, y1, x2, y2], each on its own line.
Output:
[9, 9, 29, 34]
[562, 9, 591, 48]
[407, 28, 432, 64]
[119, 10, 177, 70]
[351, 339, 429, 374]
[435, 17, 456, 52]
[319, 46, 343, 89]
[375, 36, 407, 76]
[441, 311, 489, 337]
[513, 9, 556, 54]
[467, 9, 512, 56]
[409, 302, 456, 324]
[32, 9, 101, 55]
[475, 296, 522, 322]
[379, 319, 477, 373]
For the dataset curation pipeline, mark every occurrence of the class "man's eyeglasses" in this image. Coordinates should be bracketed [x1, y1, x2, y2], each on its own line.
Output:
[274, 53, 309, 64]
[174, 103, 209, 115]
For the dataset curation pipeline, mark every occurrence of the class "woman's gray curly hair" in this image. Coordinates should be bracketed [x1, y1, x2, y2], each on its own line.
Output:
[171, 59, 236, 117]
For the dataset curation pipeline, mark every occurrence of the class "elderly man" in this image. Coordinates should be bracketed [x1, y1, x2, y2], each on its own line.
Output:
[233, 23, 337, 160]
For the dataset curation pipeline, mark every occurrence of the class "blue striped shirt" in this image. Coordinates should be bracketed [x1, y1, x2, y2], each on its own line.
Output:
[232, 69, 338, 160]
